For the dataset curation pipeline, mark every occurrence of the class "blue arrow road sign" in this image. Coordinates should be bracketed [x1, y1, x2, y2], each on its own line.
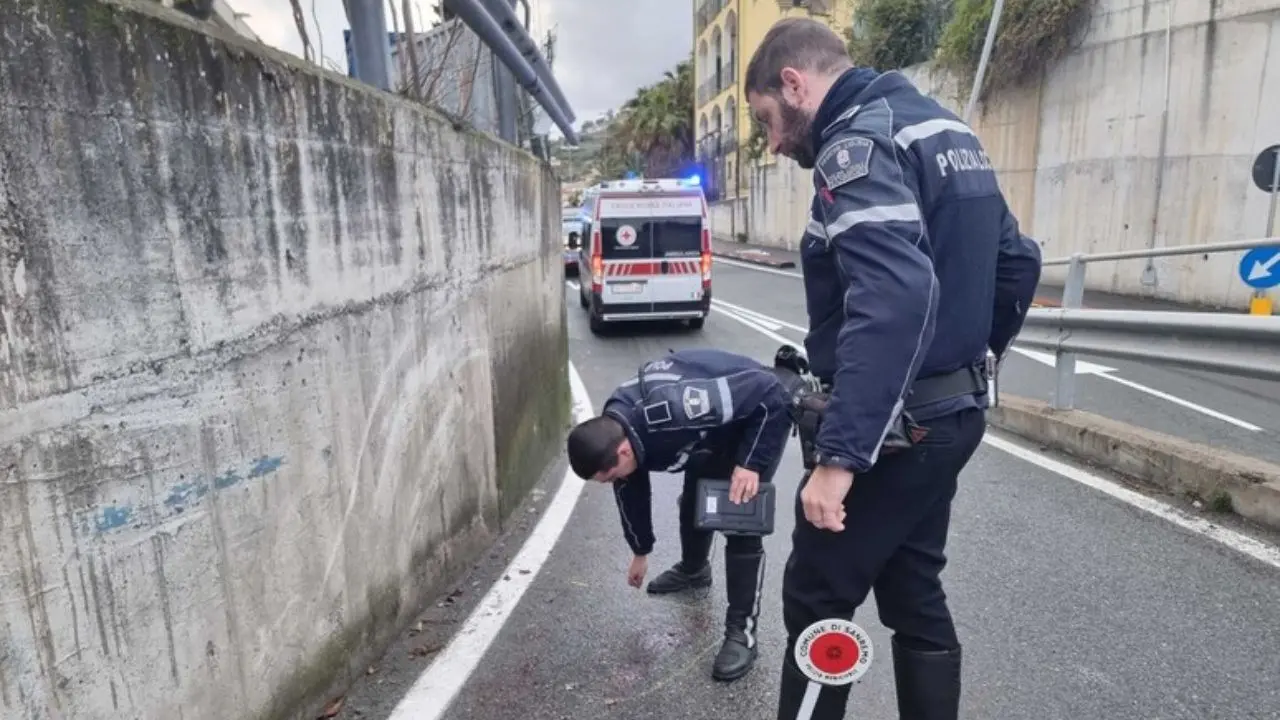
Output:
[1239, 246, 1280, 289]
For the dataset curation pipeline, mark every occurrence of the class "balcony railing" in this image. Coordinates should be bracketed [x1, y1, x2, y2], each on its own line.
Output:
[697, 79, 715, 107]
[697, 0, 732, 35]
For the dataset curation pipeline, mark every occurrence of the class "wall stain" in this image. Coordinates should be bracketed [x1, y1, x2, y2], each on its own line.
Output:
[85, 558, 111, 658]
[150, 534, 181, 685]
[85, 454, 285, 536]
[1200, 1, 1218, 128]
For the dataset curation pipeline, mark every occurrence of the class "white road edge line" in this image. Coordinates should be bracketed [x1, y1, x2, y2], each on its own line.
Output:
[1096, 373, 1263, 432]
[714, 255, 804, 279]
[387, 362, 595, 720]
[1006, 347, 1260, 432]
[707, 298, 1280, 568]
[983, 433, 1280, 570]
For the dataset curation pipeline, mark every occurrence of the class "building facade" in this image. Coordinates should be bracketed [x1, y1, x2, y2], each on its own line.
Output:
[692, 0, 859, 201]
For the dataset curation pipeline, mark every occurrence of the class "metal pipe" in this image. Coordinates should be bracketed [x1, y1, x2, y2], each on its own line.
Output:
[963, 0, 1006, 123]
[1040, 237, 1280, 266]
[476, 0, 575, 124]
[344, 0, 392, 90]
[444, 0, 579, 143]
[1266, 147, 1280, 238]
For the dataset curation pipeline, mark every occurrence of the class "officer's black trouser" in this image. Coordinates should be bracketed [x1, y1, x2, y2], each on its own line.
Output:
[776, 407, 986, 720]
[677, 439, 781, 569]
[676, 438, 783, 644]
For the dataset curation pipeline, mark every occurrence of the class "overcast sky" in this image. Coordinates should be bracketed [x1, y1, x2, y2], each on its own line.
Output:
[240, 0, 692, 128]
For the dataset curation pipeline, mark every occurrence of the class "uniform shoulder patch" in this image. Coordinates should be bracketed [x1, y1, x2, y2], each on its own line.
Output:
[817, 135, 874, 191]
[681, 386, 711, 420]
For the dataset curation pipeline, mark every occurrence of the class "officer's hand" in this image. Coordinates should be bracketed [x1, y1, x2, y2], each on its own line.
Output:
[627, 554, 648, 588]
[729, 466, 760, 504]
[801, 465, 854, 531]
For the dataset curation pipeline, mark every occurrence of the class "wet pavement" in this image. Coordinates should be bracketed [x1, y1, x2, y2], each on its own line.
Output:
[336, 265, 1280, 720]
[710, 250, 1280, 466]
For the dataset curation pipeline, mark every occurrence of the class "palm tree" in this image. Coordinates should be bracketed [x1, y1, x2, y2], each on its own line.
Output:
[616, 57, 695, 177]
[583, 56, 695, 181]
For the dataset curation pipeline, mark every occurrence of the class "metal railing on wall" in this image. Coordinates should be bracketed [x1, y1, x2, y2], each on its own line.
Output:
[1012, 237, 1280, 409]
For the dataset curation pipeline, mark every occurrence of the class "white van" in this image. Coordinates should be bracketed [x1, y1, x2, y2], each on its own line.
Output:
[574, 177, 711, 334]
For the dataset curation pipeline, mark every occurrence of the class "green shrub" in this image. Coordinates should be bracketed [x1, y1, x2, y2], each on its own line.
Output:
[935, 0, 1095, 100]
[848, 0, 954, 71]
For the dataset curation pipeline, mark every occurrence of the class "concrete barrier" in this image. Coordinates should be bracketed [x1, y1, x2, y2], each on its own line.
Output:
[989, 396, 1280, 532]
[0, 1, 567, 718]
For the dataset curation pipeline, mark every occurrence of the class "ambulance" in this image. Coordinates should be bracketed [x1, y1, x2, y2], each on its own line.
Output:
[573, 176, 712, 334]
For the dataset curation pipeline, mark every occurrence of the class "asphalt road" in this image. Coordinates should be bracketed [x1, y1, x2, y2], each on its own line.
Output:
[338, 264, 1280, 720]
[709, 253, 1280, 466]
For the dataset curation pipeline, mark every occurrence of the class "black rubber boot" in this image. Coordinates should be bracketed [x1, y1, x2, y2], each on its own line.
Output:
[891, 637, 962, 720]
[645, 561, 712, 594]
[712, 547, 764, 681]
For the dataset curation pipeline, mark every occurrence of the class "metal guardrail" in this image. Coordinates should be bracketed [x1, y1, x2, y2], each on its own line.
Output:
[1010, 237, 1280, 409]
[1041, 237, 1279, 267]
[1019, 309, 1280, 382]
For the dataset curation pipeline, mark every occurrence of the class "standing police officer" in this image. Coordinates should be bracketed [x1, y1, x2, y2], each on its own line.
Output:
[743, 18, 1043, 720]
[566, 348, 799, 682]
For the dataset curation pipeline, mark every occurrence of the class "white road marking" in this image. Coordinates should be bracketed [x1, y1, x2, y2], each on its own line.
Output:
[707, 271, 1265, 433]
[712, 300, 1280, 568]
[714, 255, 804, 278]
[1093, 373, 1263, 432]
[711, 303, 806, 349]
[983, 433, 1280, 571]
[1009, 348, 1261, 432]
[388, 362, 595, 720]
[567, 278, 807, 342]
[712, 298, 808, 334]
[1010, 346, 1117, 375]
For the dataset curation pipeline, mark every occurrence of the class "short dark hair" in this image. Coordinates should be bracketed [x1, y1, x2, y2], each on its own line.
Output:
[744, 17, 853, 97]
[566, 415, 627, 479]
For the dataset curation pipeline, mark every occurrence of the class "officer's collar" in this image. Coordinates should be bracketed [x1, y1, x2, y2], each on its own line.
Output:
[810, 67, 909, 147]
[603, 403, 646, 468]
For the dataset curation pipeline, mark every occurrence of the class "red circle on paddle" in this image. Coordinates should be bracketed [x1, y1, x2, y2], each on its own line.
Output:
[808, 631, 861, 674]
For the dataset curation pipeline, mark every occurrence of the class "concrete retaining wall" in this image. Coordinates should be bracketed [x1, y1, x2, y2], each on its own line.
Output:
[716, 0, 1280, 309]
[0, 1, 568, 718]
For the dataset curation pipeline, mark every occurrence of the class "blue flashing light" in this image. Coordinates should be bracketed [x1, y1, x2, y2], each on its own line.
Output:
[686, 174, 701, 186]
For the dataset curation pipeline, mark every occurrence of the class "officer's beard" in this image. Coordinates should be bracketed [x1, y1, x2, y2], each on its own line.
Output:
[777, 101, 817, 169]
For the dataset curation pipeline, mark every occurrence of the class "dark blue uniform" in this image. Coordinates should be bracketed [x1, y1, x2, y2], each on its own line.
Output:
[777, 68, 1041, 720]
[602, 348, 794, 680]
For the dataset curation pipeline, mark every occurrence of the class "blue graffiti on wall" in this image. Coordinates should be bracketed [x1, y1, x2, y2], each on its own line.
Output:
[87, 455, 286, 536]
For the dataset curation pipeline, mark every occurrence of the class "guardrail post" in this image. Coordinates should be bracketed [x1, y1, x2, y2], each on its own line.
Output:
[1051, 253, 1086, 409]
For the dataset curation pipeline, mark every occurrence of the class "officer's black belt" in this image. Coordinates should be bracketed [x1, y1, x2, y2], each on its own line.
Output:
[904, 364, 988, 410]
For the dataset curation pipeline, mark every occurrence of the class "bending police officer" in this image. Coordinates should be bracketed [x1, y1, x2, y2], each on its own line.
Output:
[743, 18, 1043, 720]
[566, 348, 799, 682]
